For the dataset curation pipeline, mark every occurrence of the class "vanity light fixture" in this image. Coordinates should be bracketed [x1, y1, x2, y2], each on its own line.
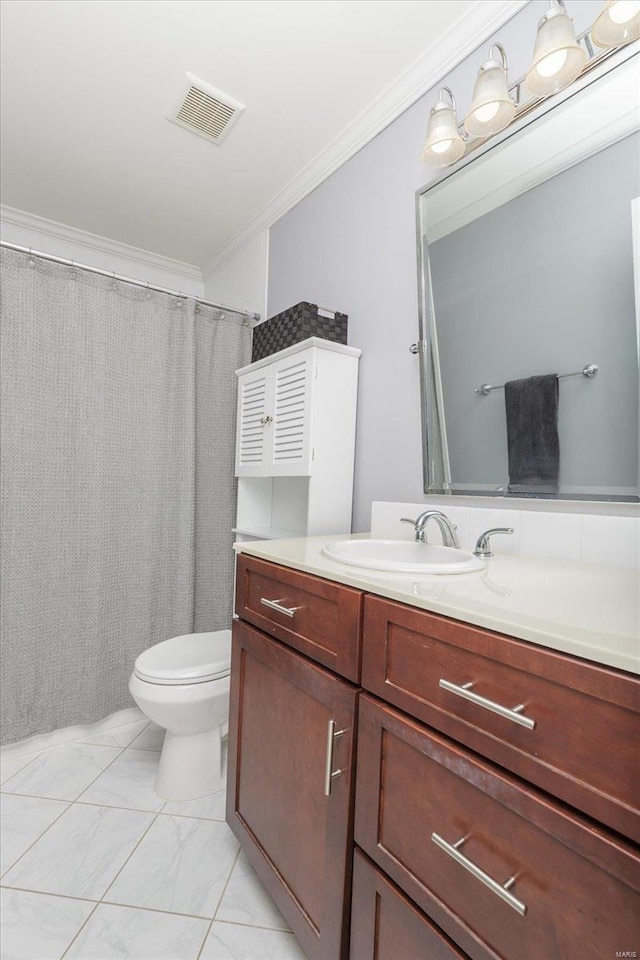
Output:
[591, 0, 640, 48]
[524, 0, 587, 96]
[420, 87, 466, 167]
[420, 0, 638, 168]
[464, 43, 516, 137]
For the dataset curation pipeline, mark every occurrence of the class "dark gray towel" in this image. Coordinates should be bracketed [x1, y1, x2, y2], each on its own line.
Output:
[504, 374, 559, 494]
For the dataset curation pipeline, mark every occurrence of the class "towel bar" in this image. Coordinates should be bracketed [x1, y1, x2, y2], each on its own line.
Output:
[475, 363, 598, 396]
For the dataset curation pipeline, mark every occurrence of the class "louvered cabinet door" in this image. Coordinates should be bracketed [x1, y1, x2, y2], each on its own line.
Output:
[269, 352, 314, 476]
[235, 370, 271, 476]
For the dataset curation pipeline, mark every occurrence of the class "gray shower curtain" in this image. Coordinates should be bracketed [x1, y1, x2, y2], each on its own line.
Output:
[0, 248, 251, 745]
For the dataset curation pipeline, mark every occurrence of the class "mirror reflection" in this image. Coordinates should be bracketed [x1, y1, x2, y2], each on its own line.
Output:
[418, 51, 640, 501]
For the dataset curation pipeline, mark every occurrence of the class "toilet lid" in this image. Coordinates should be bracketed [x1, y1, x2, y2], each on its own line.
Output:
[133, 630, 232, 685]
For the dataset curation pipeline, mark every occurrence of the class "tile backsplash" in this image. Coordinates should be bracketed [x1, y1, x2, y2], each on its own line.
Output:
[371, 502, 639, 570]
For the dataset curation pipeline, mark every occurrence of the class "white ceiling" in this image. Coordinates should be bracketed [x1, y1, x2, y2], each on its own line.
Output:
[0, 0, 521, 269]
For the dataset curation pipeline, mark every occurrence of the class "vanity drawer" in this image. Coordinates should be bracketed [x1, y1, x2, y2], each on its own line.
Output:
[355, 695, 640, 960]
[362, 595, 640, 841]
[235, 554, 363, 681]
[350, 848, 467, 960]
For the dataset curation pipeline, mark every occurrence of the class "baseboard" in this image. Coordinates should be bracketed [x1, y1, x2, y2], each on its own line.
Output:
[0, 707, 146, 760]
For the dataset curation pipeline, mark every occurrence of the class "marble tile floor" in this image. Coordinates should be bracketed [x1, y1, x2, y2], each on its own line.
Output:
[1, 719, 307, 960]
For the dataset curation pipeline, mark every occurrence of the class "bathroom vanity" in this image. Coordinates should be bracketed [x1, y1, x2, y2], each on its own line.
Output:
[226, 535, 639, 960]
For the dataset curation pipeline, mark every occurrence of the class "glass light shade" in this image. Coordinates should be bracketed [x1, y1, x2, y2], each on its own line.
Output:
[591, 0, 640, 48]
[525, 6, 587, 97]
[465, 64, 516, 137]
[420, 103, 465, 167]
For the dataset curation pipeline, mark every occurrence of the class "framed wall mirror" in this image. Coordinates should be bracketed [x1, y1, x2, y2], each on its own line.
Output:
[416, 45, 639, 502]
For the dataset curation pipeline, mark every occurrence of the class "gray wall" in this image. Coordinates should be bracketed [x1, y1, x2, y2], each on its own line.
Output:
[267, 1, 604, 531]
[430, 133, 639, 493]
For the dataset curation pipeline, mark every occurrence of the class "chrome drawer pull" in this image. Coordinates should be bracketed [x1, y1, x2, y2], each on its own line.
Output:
[439, 679, 535, 730]
[431, 833, 527, 916]
[323, 719, 346, 796]
[259, 597, 299, 618]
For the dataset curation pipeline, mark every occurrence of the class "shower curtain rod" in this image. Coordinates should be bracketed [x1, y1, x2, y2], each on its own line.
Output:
[0, 241, 261, 324]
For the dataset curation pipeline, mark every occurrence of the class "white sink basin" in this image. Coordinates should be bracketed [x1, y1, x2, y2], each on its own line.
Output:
[321, 539, 485, 575]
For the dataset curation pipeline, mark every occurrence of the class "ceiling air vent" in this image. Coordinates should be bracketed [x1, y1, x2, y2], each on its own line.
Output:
[168, 74, 245, 144]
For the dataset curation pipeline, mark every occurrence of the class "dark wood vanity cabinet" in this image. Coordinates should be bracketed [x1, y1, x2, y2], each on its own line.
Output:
[228, 555, 640, 960]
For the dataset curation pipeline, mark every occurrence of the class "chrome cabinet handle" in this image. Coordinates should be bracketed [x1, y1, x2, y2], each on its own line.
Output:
[439, 679, 535, 730]
[431, 833, 527, 916]
[323, 719, 346, 796]
[259, 597, 299, 618]
[259, 415, 273, 425]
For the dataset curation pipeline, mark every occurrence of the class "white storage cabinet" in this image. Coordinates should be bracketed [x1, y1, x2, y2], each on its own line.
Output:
[234, 338, 360, 541]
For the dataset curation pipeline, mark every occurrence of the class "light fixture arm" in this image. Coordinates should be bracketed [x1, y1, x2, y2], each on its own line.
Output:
[437, 86, 457, 112]
[487, 43, 508, 70]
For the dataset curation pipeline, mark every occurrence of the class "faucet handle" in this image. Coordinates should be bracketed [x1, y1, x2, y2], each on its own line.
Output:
[400, 517, 421, 541]
[474, 527, 514, 559]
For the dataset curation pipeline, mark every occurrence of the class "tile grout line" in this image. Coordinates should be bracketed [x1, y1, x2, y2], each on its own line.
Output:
[58, 900, 103, 960]
[0, 883, 233, 925]
[2, 800, 170, 958]
[0, 885, 99, 906]
[1, 739, 133, 806]
[73, 798, 166, 815]
[0, 732, 291, 955]
[0, 799, 73, 881]
[0, 719, 156, 799]
[150, 809, 226, 822]
[0, 719, 152, 785]
[96, 805, 166, 905]
[0, 740, 156, 885]
[0, 881, 292, 932]
[72, 741, 163, 806]
[0, 754, 43, 790]
[205, 917, 298, 934]
[1, 791, 166, 816]
[195, 845, 242, 960]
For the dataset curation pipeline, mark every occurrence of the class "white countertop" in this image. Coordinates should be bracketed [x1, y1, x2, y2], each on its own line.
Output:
[235, 534, 640, 676]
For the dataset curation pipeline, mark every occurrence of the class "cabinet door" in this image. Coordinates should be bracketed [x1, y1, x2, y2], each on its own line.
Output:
[227, 620, 358, 960]
[269, 351, 314, 476]
[235, 369, 271, 476]
[350, 849, 467, 960]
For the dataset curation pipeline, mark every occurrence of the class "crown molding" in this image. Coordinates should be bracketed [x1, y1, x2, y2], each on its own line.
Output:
[201, 0, 527, 278]
[0, 205, 202, 284]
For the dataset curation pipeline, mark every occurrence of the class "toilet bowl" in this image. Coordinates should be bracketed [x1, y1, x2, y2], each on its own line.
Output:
[129, 629, 232, 801]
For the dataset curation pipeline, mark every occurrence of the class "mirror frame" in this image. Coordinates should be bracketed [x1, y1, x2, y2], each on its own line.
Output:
[415, 42, 640, 502]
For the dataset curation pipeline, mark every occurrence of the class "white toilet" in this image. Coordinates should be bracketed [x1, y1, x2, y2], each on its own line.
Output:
[129, 629, 232, 801]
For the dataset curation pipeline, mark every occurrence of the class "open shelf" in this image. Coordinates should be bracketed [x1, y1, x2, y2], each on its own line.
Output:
[232, 526, 304, 541]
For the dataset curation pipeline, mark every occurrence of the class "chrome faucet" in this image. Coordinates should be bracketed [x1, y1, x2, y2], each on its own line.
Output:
[400, 510, 460, 548]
